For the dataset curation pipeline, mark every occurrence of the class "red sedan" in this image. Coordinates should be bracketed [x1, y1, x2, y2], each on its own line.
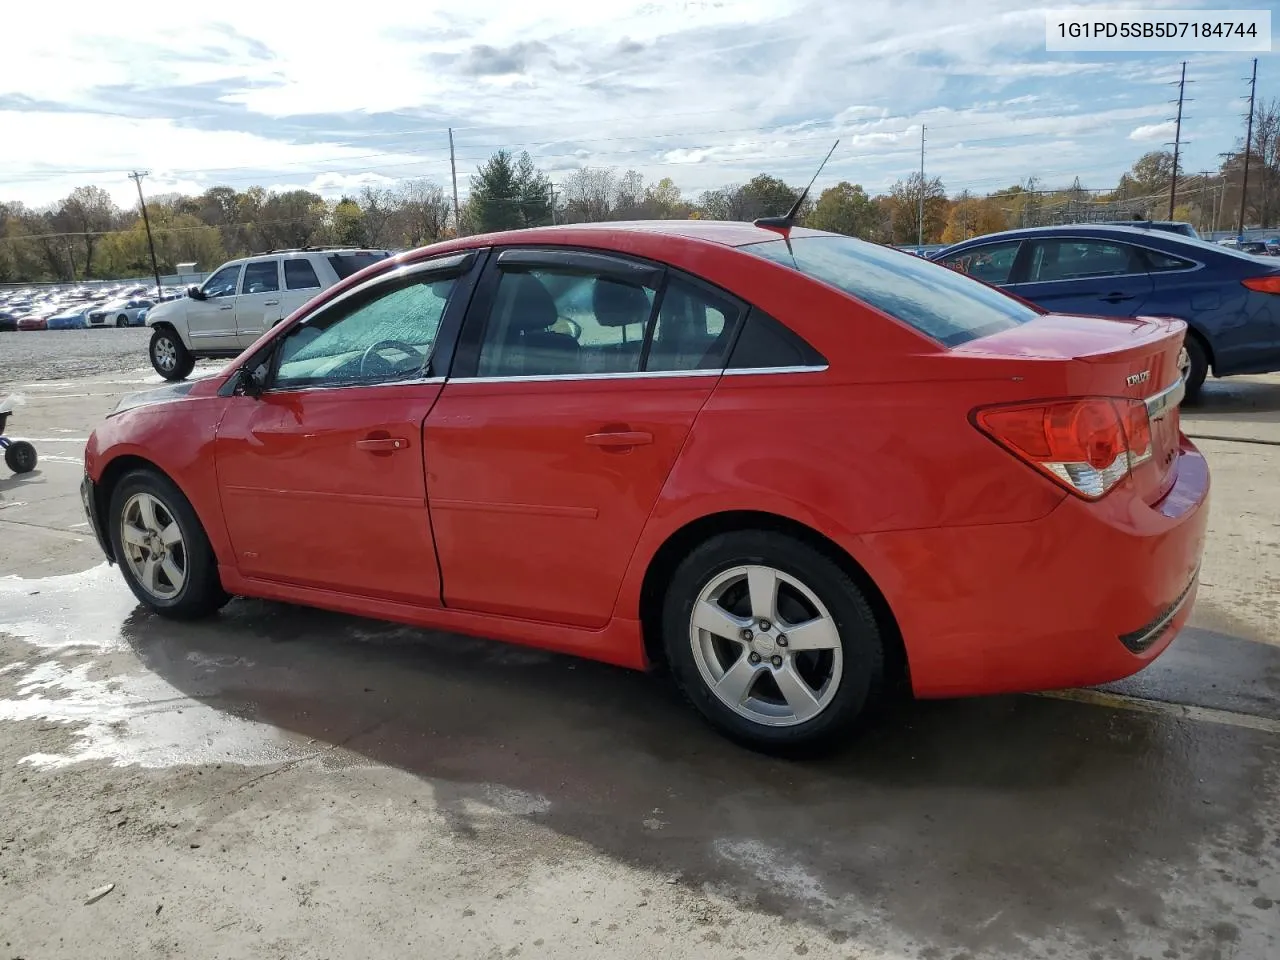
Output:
[81, 221, 1209, 752]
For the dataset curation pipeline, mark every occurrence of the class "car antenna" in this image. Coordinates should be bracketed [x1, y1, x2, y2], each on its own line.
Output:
[753, 139, 840, 245]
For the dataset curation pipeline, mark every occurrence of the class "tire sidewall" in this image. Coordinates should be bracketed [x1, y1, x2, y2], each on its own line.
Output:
[1183, 334, 1208, 403]
[5, 441, 37, 473]
[108, 470, 212, 614]
[662, 532, 883, 752]
[149, 329, 192, 381]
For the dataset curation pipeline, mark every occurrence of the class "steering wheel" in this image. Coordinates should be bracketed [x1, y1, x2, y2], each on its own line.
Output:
[359, 339, 427, 378]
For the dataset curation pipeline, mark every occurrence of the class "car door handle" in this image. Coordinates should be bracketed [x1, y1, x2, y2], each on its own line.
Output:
[263, 299, 279, 306]
[219, 304, 234, 310]
[1100, 292, 1136, 303]
[356, 437, 409, 452]
[585, 430, 653, 448]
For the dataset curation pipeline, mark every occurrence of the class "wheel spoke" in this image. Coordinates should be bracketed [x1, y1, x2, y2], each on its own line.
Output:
[161, 557, 184, 590]
[158, 521, 182, 547]
[121, 523, 148, 549]
[773, 662, 823, 722]
[141, 556, 160, 594]
[745, 566, 778, 622]
[783, 614, 840, 651]
[692, 600, 748, 642]
[137, 496, 160, 533]
[715, 655, 762, 706]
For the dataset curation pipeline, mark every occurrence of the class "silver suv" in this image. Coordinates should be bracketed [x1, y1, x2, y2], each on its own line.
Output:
[144, 248, 392, 380]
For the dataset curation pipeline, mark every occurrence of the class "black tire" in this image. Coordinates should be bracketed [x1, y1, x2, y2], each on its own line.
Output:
[107, 468, 230, 619]
[1181, 333, 1209, 405]
[116, 314, 128, 328]
[149, 327, 195, 381]
[5, 441, 37, 474]
[661, 530, 885, 755]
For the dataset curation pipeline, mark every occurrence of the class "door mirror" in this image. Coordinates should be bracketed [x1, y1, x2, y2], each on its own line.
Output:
[231, 362, 269, 398]
[188, 285, 207, 301]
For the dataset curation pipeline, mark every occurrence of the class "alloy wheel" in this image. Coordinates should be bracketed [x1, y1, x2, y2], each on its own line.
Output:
[688, 564, 844, 727]
[153, 337, 177, 372]
[120, 492, 187, 600]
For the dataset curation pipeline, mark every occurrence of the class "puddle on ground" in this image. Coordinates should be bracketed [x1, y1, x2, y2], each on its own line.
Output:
[0, 563, 310, 769]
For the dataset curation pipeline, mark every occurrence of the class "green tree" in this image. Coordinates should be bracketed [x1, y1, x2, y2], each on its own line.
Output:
[806, 181, 880, 237]
[470, 150, 552, 232]
[332, 197, 366, 246]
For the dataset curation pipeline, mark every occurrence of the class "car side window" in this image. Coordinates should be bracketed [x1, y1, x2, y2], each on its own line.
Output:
[475, 268, 657, 377]
[241, 260, 281, 295]
[1144, 250, 1196, 272]
[938, 242, 1021, 285]
[272, 276, 457, 390]
[646, 276, 743, 371]
[202, 264, 242, 299]
[284, 259, 322, 291]
[1025, 240, 1144, 282]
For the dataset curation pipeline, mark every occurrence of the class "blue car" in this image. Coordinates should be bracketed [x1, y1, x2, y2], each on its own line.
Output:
[46, 306, 90, 330]
[932, 224, 1280, 401]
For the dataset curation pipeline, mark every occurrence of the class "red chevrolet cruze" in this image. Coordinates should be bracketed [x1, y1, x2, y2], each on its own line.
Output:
[81, 221, 1209, 751]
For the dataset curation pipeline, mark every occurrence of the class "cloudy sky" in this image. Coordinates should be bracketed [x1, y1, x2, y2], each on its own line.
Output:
[1, 0, 1274, 210]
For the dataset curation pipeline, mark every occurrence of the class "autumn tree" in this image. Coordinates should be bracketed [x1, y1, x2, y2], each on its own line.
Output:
[884, 173, 948, 244]
[941, 196, 1009, 243]
[806, 181, 880, 237]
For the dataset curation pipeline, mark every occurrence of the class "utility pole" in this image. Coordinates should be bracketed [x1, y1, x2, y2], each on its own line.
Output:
[1237, 57, 1258, 240]
[448, 128, 462, 237]
[917, 124, 926, 247]
[1167, 61, 1192, 220]
[129, 170, 163, 300]
[549, 183, 557, 225]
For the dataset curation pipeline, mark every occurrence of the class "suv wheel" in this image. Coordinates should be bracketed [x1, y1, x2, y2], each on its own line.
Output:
[150, 327, 195, 381]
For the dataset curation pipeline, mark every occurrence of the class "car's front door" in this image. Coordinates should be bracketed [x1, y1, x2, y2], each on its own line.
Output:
[1006, 238, 1154, 316]
[424, 249, 745, 628]
[187, 263, 243, 350]
[214, 252, 480, 604]
[234, 258, 283, 347]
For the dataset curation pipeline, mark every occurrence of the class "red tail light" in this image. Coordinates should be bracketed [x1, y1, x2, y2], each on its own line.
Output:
[1242, 275, 1280, 294]
[974, 397, 1153, 500]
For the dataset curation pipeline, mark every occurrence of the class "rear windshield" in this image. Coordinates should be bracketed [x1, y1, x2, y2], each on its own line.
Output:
[746, 235, 1041, 347]
[328, 251, 391, 280]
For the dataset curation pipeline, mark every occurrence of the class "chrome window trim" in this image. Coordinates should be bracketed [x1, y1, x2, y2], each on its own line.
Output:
[263, 376, 446, 396]
[452, 364, 828, 385]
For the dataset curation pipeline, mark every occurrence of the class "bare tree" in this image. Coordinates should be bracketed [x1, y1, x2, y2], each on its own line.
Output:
[394, 179, 452, 246]
[357, 186, 402, 247]
[560, 167, 618, 222]
[57, 185, 117, 277]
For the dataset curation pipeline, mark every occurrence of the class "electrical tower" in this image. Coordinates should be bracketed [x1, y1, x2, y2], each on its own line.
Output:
[128, 171, 163, 300]
[1237, 58, 1258, 239]
[1166, 62, 1193, 220]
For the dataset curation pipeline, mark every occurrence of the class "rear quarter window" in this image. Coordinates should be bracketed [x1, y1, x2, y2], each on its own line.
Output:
[746, 235, 1041, 347]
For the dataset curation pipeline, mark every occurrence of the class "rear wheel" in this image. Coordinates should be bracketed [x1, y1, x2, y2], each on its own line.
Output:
[150, 327, 194, 381]
[116, 314, 128, 327]
[662, 530, 885, 755]
[1180, 334, 1209, 404]
[5, 441, 37, 474]
[108, 468, 229, 619]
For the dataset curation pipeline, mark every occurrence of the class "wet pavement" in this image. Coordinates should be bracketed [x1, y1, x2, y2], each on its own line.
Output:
[1, 359, 1279, 959]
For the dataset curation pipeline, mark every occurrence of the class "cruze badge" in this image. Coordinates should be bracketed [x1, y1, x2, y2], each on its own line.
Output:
[1127, 370, 1150, 386]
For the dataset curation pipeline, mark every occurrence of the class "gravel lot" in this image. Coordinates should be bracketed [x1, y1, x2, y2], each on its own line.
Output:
[0, 328, 153, 383]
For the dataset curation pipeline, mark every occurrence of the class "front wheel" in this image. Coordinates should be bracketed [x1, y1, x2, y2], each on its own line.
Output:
[662, 530, 885, 755]
[149, 328, 195, 381]
[5, 441, 37, 474]
[116, 314, 129, 328]
[107, 468, 229, 619]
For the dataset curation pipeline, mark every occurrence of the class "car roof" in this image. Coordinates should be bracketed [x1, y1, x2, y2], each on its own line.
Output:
[435, 220, 826, 251]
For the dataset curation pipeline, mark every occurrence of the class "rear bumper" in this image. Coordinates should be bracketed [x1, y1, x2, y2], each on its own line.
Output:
[863, 436, 1210, 699]
[80, 473, 114, 563]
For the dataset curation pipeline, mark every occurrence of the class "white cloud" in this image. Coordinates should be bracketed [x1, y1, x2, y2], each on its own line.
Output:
[1130, 121, 1177, 142]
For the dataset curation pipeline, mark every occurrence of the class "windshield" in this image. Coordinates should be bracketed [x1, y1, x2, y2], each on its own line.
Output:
[745, 234, 1041, 347]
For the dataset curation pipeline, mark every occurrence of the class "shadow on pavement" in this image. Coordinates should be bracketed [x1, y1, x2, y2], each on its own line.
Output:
[118, 598, 1280, 956]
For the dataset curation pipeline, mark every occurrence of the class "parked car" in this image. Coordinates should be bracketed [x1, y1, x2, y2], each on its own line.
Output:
[82, 221, 1207, 752]
[0, 311, 17, 332]
[144, 248, 393, 380]
[1101, 220, 1199, 239]
[932, 224, 1280, 401]
[47, 306, 91, 330]
[17, 313, 49, 331]
[88, 297, 154, 327]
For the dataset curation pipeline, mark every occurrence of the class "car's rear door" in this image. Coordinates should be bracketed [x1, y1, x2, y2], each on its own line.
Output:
[279, 256, 325, 320]
[1006, 237, 1154, 316]
[214, 252, 481, 604]
[424, 248, 745, 628]
[234, 257, 284, 347]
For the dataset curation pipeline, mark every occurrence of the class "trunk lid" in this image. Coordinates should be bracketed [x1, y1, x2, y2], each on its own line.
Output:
[956, 313, 1186, 504]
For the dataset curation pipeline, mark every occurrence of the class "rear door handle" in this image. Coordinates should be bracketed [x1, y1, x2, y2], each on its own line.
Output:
[219, 304, 234, 311]
[263, 299, 279, 306]
[1101, 292, 1135, 303]
[356, 437, 409, 452]
[585, 430, 653, 448]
